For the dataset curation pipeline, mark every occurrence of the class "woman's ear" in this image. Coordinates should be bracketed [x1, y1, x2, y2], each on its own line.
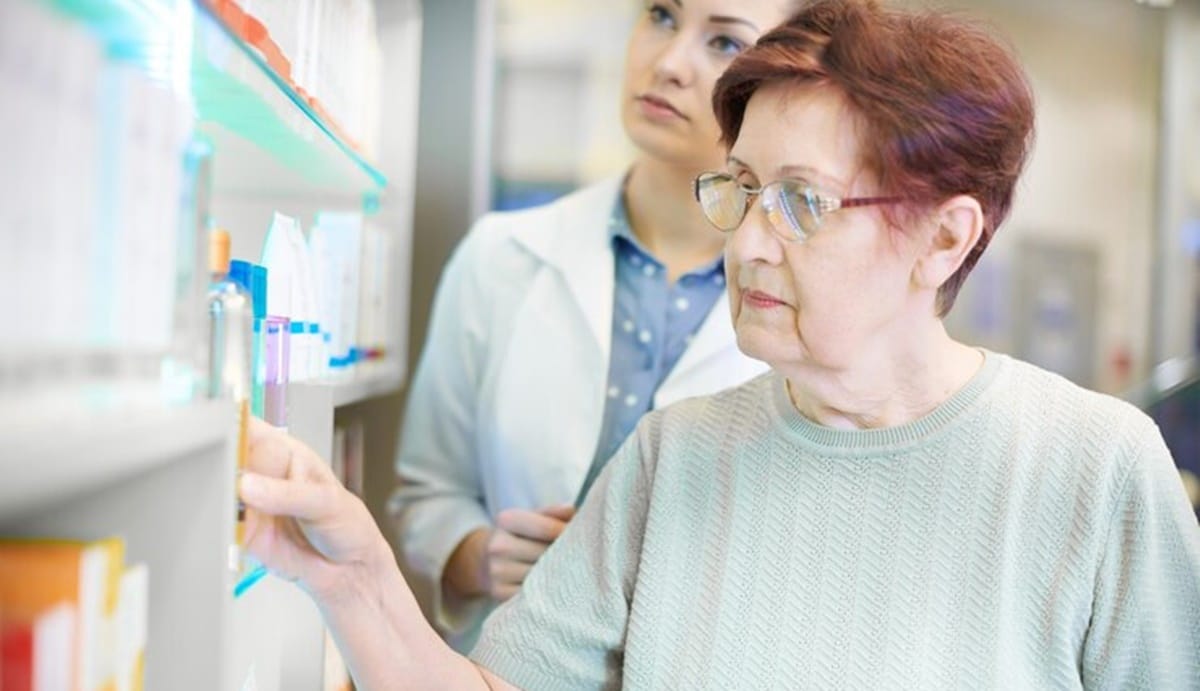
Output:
[912, 195, 984, 292]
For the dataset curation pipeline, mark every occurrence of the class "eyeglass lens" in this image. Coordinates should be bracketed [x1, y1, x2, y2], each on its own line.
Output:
[698, 174, 819, 240]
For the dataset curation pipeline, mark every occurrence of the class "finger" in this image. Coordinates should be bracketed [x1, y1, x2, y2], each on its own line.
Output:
[245, 421, 294, 479]
[247, 415, 294, 454]
[539, 504, 576, 521]
[246, 418, 316, 480]
[496, 508, 570, 542]
[240, 471, 338, 522]
[247, 420, 330, 484]
[488, 559, 532, 587]
[487, 530, 550, 563]
[247, 415, 277, 442]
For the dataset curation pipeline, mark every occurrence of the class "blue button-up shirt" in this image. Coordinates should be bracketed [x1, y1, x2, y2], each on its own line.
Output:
[576, 194, 727, 502]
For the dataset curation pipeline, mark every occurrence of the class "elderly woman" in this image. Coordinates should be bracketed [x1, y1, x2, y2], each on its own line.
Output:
[238, 1, 1200, 689]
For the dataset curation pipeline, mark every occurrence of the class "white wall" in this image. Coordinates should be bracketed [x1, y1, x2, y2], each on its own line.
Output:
[1154, 0, 1200, 365]
[921, 0, 1166, 392]
[376, 0, 423, 376]
[492, 0, 637, 185]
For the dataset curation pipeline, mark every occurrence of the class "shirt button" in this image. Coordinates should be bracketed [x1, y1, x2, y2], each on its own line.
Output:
[630, 254, 643, 267]
[675, 297, 690, 311]
[608, 386, 620, 398]
[622, 320, 635, 333]
[642, 264, 656, 277]
[624, 394, 639, 407]
[714, 274, 725, 286]
[638, 330, 652, 344]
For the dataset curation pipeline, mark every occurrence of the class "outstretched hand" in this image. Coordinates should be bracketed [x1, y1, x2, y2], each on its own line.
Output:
[239, 417, 390, 602]
[238, 419, 518, 691]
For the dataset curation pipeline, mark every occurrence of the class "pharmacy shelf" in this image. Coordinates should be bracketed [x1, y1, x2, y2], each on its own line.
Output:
[0, 394, 232, 525]
[289, 360, 406, 410]
[286, 360, 404, 479]
[327, 360, 407, 408]
[286, 362, 405, 420]
[7, 403, 238, 690]
[50, 0, 386, 200]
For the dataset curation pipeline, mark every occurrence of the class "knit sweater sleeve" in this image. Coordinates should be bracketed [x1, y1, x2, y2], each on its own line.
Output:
[468, 418, 657, 690]
[1081, 415, 1200, 690]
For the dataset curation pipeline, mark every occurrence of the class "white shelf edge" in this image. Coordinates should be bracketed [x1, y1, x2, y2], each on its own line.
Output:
[333, 362, 406, 408]
[292, 361, 406, 409]
[0, 398, 233, 525]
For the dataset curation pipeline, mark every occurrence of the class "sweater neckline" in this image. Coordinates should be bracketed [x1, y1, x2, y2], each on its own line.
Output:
[770, 349, 1003, 455]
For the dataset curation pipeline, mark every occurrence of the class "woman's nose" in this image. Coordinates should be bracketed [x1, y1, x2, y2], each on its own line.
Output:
[728, 198, 786, 266]
[652, 33, 696, 88]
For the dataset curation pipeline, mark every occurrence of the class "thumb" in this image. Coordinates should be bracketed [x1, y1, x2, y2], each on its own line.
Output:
[539, 504, 576, 522]
[240, 472, 335, 522]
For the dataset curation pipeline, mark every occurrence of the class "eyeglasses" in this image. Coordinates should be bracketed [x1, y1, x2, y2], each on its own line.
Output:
[693, 171, 902, 242]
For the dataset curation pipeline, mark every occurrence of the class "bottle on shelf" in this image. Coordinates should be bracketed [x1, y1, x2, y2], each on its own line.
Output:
[261, 213, 294, 428]
[252, 265, 270, 417]
[206, 229, 253, 404]
[205, 228, 258, 591]
[288, 218, 326, 380]
[310, 211, 362, 371]
[230, 260, 268, 419]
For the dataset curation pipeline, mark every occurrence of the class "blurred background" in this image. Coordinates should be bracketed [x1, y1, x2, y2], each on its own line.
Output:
[449, 0, 1198, 392]
[408, 0, 1200, 520]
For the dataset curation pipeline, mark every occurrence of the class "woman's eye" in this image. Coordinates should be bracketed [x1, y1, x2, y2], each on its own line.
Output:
[709, 35, 746, 56]
[647, 4, 676, 30]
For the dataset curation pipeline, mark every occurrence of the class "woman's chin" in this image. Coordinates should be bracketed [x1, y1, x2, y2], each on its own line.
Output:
[735, 327, 795, 369]
[623, 121, 711, 169]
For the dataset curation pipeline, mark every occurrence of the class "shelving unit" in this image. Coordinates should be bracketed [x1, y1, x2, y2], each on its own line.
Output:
[1, 0, 414, 689]
[0, 394, 232, 524]
[288, 361, 405, 485]
[56, 0, 386, 198]
[324, 360, 407, 409]
[192, 6, 389, 200]
[5, 420, 238, 689]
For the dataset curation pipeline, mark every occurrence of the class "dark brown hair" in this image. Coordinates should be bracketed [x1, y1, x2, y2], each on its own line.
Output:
[714, 0, 1035, 316]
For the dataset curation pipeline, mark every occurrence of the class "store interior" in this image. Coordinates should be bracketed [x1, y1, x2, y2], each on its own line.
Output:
[0, 0, 1196, 688]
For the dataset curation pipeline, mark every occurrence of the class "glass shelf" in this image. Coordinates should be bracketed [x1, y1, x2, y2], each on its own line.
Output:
[51, 0, 387, 200]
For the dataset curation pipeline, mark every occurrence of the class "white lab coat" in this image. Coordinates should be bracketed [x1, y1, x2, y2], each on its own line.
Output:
[390, 176, 767, 648]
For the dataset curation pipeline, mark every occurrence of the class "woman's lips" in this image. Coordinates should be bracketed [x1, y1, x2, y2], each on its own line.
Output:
[742, 289, 788, 309]
[636, 94, 685, 121]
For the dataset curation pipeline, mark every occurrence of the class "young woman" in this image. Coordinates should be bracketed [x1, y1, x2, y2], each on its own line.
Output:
[389, 0, 794, 650]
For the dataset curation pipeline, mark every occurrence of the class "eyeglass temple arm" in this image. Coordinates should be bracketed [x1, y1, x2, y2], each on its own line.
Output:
[832, 195, 904, 212]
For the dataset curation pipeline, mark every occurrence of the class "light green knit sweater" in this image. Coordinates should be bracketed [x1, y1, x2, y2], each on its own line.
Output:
[469, 351, 1200, 690]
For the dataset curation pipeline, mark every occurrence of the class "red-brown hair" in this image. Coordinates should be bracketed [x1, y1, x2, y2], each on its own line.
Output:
[713, 0, 1035, 316]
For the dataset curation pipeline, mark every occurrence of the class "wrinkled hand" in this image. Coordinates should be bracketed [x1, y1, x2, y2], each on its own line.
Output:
[485, 504, 575, 601]
[239, 417, 389, 602]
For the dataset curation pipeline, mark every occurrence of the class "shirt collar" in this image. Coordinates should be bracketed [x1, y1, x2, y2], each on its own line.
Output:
[607, 192, 640, 247]
[607, 191, 725, 278]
